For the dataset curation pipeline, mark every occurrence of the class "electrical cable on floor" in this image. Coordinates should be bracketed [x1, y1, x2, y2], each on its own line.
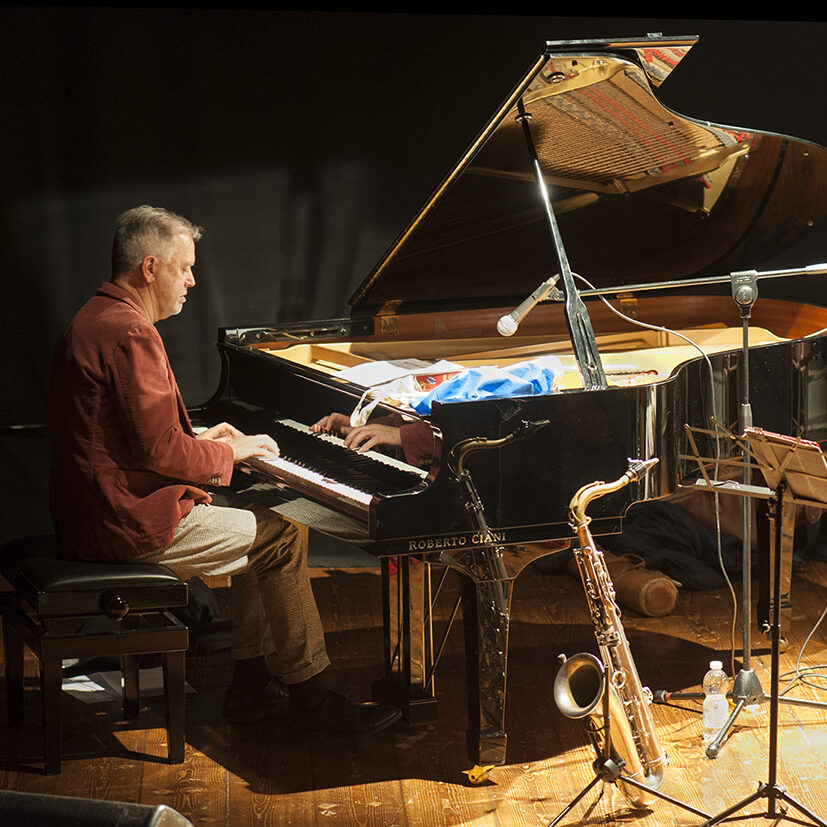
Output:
[780, 598, 827, 696]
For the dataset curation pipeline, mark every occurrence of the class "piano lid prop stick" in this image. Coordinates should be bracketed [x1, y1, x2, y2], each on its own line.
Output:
[515, 100, 607, 390]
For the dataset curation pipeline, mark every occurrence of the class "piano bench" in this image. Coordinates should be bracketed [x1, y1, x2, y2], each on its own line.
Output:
[0, 535, 189, 773]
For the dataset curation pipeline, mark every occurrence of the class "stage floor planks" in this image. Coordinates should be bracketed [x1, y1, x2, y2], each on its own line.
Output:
[2, 560, 827, 826]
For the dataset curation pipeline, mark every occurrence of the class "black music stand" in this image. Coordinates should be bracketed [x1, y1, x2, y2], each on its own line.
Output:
[700, 427, 827, 826]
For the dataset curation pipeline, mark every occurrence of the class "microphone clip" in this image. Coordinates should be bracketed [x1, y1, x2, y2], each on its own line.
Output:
[730, 269, 758, 318]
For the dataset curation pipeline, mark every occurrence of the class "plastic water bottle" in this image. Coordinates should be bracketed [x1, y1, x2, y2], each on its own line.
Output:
[702, 660, 729, 746]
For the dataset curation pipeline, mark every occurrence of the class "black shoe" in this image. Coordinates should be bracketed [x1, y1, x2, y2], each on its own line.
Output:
[288, 691, 402, 743]
[223, 676, 291, 723]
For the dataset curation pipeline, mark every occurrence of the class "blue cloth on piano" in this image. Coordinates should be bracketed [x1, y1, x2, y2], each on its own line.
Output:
[411, 356, 563, 414]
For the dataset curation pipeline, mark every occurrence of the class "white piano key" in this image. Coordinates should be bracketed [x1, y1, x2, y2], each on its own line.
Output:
[243, 454, 373, 517]
[277, 417, 428, 478]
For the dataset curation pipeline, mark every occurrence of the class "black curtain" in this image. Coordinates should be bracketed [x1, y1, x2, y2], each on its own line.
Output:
[4, 11, 827, 425]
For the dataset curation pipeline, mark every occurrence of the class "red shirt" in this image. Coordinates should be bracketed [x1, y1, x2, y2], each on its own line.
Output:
[49, 282, 234, 561]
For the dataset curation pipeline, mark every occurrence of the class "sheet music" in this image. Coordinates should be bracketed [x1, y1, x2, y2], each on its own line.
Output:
[746, 427, 827, 504]
[334, 359, 462, 388]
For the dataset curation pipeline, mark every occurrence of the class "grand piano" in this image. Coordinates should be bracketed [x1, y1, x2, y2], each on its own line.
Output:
[196, 35, 827, 772]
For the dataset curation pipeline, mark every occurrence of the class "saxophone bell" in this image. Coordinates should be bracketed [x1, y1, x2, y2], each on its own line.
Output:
[553, 652, 605, 719]
[554, 651, 662, 808]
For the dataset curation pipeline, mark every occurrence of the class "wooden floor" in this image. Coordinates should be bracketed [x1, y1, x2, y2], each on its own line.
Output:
[3, 558, 827, 826]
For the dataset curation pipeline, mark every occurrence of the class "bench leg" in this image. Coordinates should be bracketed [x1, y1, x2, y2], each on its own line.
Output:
[2, 619, 26, 768]
[163, 651, 186, 764]
[40, 655, 63, 774]
[2, 619, 25, 728]
[122, 654, 139, 719]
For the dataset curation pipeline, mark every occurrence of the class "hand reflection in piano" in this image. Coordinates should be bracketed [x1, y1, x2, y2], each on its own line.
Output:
[312, 412, 402, 454]
[196, 420, 282, 462]
[312, 412, 433, 469]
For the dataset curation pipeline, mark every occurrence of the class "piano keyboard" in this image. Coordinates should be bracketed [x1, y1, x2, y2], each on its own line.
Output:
[242, 418, 428, 519]
[279, 418, 427, 477]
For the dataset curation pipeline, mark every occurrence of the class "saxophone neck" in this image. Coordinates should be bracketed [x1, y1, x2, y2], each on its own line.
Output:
[448, 418, 550, 478]
[569, 457, 659, 526]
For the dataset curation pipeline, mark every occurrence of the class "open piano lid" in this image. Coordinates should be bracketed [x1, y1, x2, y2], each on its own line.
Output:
[349, 34, 827, 317]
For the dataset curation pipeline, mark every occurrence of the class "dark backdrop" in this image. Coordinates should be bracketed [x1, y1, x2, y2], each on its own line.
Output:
[3, 11, 827, 428]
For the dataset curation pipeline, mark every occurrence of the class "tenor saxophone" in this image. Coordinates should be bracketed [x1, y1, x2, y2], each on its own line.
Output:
[554, 458, 667, 808]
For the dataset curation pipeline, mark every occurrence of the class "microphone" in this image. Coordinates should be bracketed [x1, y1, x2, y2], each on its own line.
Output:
[497, 274, 563, 336]
[730, 269, 758, 317]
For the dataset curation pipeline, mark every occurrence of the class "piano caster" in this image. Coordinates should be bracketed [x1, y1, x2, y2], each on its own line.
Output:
[464, 764, 495, 785]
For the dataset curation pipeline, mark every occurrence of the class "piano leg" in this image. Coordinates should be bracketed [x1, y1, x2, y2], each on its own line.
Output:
[461, 573, 511, 768]
[372, 550, 515, 770]
[372, 556, 438, 726]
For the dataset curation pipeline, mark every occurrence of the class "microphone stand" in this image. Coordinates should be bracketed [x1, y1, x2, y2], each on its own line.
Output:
[573, 262, 827, 299]
[703, 271, 764, 759]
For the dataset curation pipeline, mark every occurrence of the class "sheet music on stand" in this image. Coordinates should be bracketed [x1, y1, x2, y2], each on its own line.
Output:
[743, 425, 827, 650]
[745, 427, 827, 630]
[745, 427, 827, 506]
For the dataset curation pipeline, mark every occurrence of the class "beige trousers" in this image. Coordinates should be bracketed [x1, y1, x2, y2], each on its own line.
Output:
[142, 495, 330, 685]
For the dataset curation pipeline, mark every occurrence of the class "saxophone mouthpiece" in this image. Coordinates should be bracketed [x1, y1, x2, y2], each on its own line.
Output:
[626, 457, 659, 482]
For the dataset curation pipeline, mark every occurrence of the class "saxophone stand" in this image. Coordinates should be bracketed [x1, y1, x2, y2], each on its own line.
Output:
[702, 430, 827, 826]
[548, 656, 712, 826]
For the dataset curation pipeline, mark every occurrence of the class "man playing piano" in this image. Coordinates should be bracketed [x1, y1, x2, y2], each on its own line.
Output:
[48, 205, 401, 741]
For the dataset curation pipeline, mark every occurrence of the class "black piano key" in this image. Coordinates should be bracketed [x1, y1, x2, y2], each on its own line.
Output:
[268, 421, 423, 496]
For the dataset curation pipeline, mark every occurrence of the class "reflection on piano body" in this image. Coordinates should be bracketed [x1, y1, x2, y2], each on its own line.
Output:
[196, 35, 827, 769]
